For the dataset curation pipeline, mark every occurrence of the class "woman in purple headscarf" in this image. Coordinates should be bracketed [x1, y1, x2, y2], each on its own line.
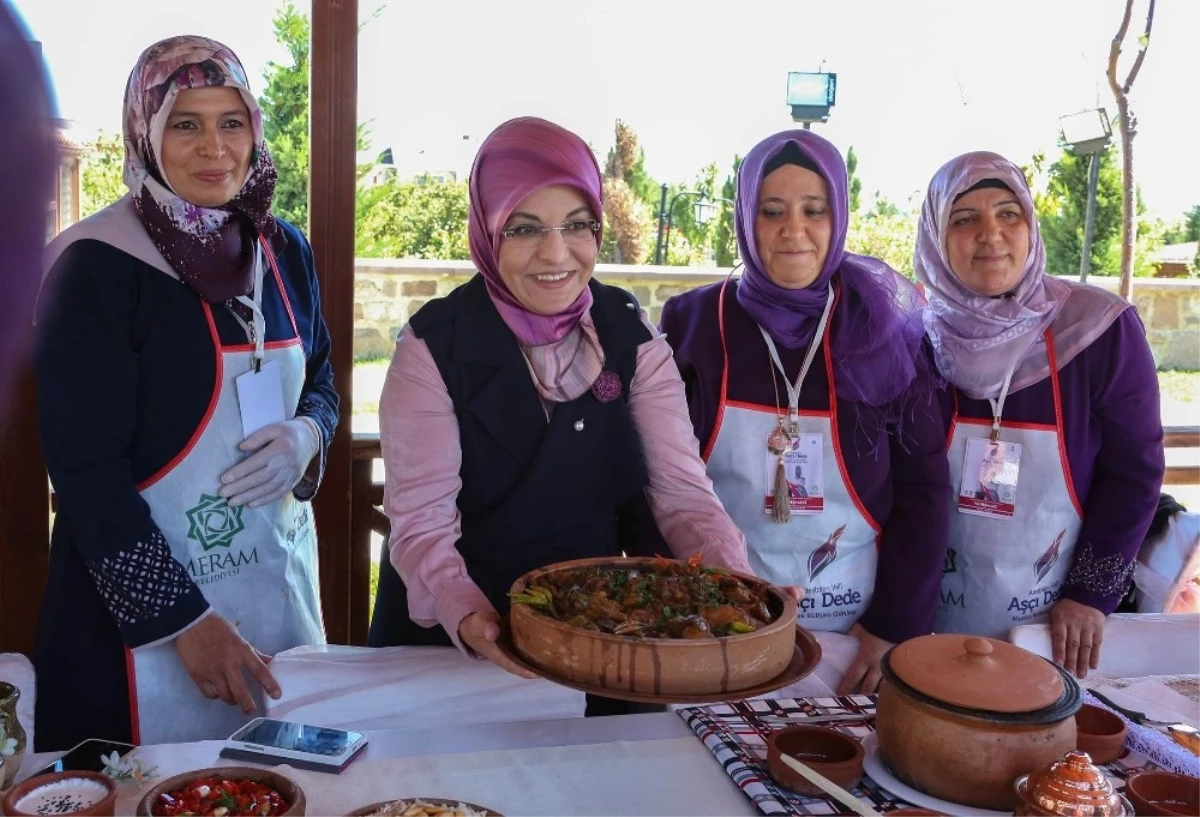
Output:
[34, 36, 338, 749]
[372, 116, 761, 713]
[916, 152, 1164, 678]
[659, 130, 952, 693]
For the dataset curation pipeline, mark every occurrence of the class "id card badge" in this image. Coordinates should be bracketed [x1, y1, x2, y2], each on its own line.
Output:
[235, 359, 287, 438]
[958, 436, 1022, 519]
[764, 433, 824, 514]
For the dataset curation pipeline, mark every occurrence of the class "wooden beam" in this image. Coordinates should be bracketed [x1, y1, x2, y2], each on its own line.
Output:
[308, 0, 359, 645]
[0, 367, 49, 656]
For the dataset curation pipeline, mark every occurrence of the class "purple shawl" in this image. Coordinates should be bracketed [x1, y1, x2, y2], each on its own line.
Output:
[914, 152, 1127, 400]
[468, 117, 603, 347]
[123, 36, 278, 306]
[736, 130, 929, 409]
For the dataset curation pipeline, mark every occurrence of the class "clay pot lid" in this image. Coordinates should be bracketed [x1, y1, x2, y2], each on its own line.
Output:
[1016, 751, 1130, 816]
[888, 634, 1064, 712]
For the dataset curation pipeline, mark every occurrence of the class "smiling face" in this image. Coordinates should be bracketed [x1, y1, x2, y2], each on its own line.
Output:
[158, 86, 253, 207]
[496, 184, 598, 316]
[944, 185, 1032, 296]
[754, 164, 832, 289]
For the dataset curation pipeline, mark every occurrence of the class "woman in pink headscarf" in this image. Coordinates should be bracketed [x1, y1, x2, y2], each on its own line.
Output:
[372, 117, 758, 713]
[916, 152, 1164, 678]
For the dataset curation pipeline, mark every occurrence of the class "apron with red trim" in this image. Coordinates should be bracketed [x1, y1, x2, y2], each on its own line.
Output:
[936, 331, 1082, 639]
[703, 280, 879, 632]
[129, 240, 324, 745]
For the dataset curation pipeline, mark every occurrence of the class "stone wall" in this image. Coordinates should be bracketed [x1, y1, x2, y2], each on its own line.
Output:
[353, 259, 1200, 370]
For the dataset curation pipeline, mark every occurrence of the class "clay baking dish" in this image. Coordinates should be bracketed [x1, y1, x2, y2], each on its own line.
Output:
[3, 771, 118, 817]
[136, 767, 305, 816]
[1075, 703, 1128, 765]
[874, 634, 1082, 812]
[766, 725, 864, 797]
[508, 557, 798, 697]
[1124, 771, 1200, 816]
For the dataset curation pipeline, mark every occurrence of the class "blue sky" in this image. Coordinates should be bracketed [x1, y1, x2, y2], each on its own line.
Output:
[13, 0, 1200, 219]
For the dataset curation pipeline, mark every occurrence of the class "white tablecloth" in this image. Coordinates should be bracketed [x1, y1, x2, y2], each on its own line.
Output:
[20, 714, 754, 816]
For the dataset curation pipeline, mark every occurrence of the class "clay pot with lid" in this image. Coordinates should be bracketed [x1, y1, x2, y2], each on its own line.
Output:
[875, 634, 1082, 811]
[1014, 750, 1133, 816]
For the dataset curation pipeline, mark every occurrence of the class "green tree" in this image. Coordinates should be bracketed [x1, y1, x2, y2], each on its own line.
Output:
[713, 155, 741, 267]
[258, 1, 311, 229]
[846, 194, 920, 277]
[355, 177, 469, 259]
[1039, 146, 1123, 276]
[846, 146, 862, 214]
[80, 132, 126, 217]
[1162, 205, 1200, 244]
[600, 120, 657, 264]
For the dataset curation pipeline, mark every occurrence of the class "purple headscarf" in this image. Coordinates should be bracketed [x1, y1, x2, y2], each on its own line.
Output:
[124, 36, 278, 306]
[0, 5, 55, 419]
[914, 152, 1127, 400]
[736, 130, 929, 409]
[468, 117, 603, 347]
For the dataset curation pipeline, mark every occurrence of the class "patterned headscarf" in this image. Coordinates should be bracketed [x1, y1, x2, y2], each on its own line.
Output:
[914, 152, 1125, 399]
[123, 35, 278, 306]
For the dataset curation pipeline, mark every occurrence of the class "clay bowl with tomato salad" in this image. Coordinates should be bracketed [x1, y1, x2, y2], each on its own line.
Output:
[507, 555, 799, 698]
[136, 767, 305, 817]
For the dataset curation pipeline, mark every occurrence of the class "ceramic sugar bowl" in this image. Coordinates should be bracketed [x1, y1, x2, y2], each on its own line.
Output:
[1014, 750, 1133, 816]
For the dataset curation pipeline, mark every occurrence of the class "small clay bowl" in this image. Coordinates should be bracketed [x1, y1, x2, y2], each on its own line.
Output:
[136, 766, 305, 816]
[1075, 703, 1128, 765]
[1124, 771, 1200, 816]
[3, 770, 118, 817]
[766, 725, 864, 798]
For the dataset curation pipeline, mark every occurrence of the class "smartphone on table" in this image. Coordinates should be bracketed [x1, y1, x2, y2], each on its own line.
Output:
[219, 717, 368, 774]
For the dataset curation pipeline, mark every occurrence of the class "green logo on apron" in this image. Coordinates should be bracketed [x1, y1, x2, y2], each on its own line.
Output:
[185, 493, 245, 551]
[943, 548, 958, 575]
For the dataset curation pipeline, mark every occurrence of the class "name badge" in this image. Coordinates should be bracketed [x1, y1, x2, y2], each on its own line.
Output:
[764, 433, 824, 515]
[958, 436, 1022, 519]
[235, 359, 286, 438]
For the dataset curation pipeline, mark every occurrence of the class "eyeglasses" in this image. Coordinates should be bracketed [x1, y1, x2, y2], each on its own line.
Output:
[500, 219, 600, 246]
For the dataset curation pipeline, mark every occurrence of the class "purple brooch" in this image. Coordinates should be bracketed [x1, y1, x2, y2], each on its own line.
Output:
[592, 370, 622, 403]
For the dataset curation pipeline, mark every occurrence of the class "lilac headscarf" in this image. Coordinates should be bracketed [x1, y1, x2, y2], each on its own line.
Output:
[736, 130, 929, 409]
[468, 117, 603, 347]
[124, 36, 279, 307]
[914, 152, 1127, 400]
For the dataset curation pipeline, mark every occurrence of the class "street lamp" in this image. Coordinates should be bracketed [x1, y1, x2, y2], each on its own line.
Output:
[652, 189, 734, 266]
[1059, 108, 1113, 283]
[786, 71, 837, 129]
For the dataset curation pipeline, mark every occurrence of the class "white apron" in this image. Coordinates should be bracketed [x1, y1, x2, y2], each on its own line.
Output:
[704, 280, 880, 633]
[127, 240, 324, 745]
[936, 331, 1083, 638]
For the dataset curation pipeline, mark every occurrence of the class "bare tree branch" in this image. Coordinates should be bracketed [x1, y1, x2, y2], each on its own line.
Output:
[1122, 0, 1156, 92]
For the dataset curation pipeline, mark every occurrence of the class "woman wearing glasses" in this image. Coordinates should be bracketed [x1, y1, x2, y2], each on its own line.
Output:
[369, 117, 757, 713]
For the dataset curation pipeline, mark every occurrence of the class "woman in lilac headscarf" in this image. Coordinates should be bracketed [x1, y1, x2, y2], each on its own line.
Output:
[916, 151, 1163, 678]
[34, 35, 338, 749]
[373, 117, 764, 714]
[659, 130, 951, 693]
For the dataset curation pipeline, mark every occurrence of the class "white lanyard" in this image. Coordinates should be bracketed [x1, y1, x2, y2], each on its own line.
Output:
[758, 285, 835, 436]
[233, 244, 266, 372]
[987, 362, 1020, 442]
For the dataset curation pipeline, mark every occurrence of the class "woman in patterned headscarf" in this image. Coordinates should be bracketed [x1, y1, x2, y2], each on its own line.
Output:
[371, 116, 778, 716]
[915, 151, 1163, 678]
[35, 35, 338, 749]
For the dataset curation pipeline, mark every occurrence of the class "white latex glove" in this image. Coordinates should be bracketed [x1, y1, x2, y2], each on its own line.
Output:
[219, 418, 320, 508]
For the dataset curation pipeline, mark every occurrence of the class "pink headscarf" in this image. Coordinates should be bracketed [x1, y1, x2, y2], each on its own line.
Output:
[468, 117, 603, 347]
[914, 151, 1126, 399]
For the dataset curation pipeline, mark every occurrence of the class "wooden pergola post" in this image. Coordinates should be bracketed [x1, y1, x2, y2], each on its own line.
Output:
[309, 0, 363, 644]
